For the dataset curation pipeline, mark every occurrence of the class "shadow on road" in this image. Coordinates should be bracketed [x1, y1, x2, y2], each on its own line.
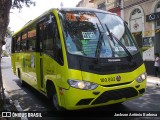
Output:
[123, 85, 160, 111]
[9, 78, 52, 112]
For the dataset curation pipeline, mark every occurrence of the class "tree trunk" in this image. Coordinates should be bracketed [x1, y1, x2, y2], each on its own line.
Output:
[0, 0, 12, 110]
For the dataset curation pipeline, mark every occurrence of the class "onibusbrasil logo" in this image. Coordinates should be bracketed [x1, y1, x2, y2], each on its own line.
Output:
[2, 112, 42, 118]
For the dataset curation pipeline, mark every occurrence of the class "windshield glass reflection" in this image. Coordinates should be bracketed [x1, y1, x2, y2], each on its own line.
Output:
[60, 11, 139, 58]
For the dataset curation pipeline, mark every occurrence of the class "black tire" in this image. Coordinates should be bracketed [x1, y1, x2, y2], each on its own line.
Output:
[52, 93, 63, 111]
[18, 69, 25, 87]
[47, 84, 65, 111]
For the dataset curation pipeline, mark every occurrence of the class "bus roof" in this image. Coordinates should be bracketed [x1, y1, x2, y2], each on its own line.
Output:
[59, 7, 114, 14]
[12, 7, 116, 36]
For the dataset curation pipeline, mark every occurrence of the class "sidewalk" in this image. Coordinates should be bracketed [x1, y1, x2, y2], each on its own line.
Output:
[147, 76, 160, 86]
[0, 89, 21, 120]
[0, 79, 21, 119]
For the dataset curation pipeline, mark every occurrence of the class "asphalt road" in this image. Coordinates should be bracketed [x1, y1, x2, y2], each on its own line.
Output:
[1, 57, 160, 120]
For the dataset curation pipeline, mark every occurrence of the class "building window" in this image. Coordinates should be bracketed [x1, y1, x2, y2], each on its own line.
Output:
[97, 2, 106, 10]
[131, 8, 141, 16]
[156, 20, 160, 27]
[130, 8, 143, 49]
[157, 2, 160, 9]
[115, 0, 120, 7]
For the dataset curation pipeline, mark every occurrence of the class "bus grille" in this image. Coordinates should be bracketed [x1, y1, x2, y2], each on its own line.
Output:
[76, 98, 94, 105]
[92, 87, 138, 105]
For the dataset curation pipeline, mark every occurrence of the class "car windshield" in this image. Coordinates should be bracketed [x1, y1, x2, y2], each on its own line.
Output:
[60, 10, 139, 58]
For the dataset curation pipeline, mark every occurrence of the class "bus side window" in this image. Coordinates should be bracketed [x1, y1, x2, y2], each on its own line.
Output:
[28, 25, 36, 51]
[43, 15, 54, 56]
[15, 36, 21, 52]
[38, 21, 45, 51]
[42, 14, 63, 65]
[21, 32, 27, 51]
[12, 37, 16, 53]
[53, 19, 64, 65]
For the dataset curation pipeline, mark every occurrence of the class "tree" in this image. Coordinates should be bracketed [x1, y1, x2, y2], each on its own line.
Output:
[0, 0, 35, 110]
[6, 27, 13, 37]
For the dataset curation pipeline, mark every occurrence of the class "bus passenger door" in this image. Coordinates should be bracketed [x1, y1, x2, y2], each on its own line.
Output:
[37, 18, 46, 91]
[37, 14, 58, 91]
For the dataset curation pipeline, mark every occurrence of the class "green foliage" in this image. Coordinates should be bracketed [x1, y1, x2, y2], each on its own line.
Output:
[1, 50, 9, 57]
[6, 27, 13, 37]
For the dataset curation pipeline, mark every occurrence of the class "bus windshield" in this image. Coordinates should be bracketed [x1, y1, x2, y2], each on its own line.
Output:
[60, 11, 139, 58]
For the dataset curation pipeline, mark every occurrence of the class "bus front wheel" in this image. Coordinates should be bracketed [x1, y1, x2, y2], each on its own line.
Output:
[52, 93, 63, 111]
[47, 83, 65, 111]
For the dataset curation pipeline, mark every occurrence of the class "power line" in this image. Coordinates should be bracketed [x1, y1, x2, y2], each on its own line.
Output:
[10, 12, 26, 23]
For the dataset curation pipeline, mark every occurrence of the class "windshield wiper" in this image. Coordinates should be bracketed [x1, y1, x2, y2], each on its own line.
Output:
[105, 24, 133, 61]
[95, 23, 104, 63]
[95, 23, 115, 63]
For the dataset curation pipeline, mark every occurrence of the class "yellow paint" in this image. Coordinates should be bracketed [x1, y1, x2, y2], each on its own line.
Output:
[11, 8, 147, 110]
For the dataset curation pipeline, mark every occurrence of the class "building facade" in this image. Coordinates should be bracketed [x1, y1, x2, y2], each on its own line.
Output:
[89, 0, 122, 16]
[76, 0, 160, 75]
[76, 0, 95, 8]
[122, 0, 160, 75]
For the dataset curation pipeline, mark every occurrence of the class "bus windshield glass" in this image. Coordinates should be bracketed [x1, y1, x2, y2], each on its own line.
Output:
[60, 10, 139, 58]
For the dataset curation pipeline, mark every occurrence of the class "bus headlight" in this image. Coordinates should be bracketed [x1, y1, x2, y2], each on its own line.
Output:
[68, 80, 98, 90]
[136, 73, 147, 83]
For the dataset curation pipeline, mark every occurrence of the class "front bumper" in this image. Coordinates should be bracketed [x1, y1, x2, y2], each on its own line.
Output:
[62, 79, 146, 110]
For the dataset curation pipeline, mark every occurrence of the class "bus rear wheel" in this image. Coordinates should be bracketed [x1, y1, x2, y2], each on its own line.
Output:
[18, 69, 25, 87]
